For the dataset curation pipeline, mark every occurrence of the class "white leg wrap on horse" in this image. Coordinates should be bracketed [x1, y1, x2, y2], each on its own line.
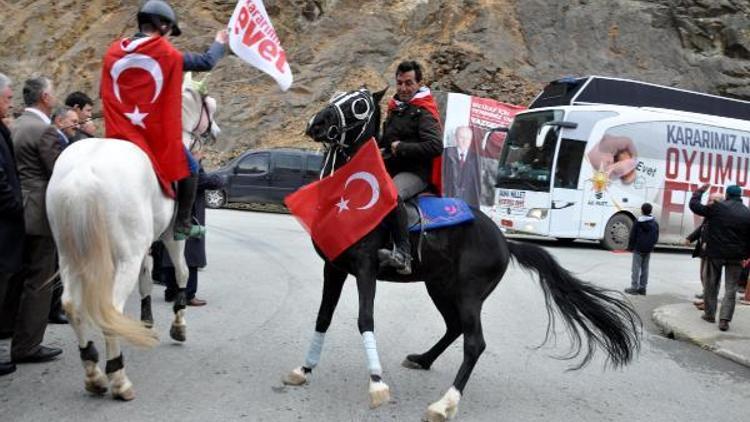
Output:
[427, 386, 462, 420]
[362, 331, 382, 376]
[304, 331, 326, 369]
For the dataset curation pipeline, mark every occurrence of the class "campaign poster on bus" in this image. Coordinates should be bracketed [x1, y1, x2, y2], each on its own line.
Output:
[441, 93, 525, 209]
[585, 120, 750, 241]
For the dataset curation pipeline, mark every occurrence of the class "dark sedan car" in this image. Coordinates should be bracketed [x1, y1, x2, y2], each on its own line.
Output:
[205, 148, 323, 209]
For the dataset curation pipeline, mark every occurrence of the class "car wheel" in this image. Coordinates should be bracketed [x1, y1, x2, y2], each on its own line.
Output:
[205, 190, 226, 209]
[601, 213, 633, 250]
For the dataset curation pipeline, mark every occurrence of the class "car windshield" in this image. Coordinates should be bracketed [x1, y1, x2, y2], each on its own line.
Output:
[496, 110, 563, 192]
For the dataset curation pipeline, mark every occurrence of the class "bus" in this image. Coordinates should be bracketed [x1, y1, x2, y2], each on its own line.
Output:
[489, 76, 750, 249]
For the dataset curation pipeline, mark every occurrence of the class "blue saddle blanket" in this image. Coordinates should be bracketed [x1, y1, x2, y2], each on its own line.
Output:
[408, 197, 475, 232]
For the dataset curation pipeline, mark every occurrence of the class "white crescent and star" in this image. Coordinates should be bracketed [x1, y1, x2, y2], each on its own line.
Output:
[111, 52, 165, 129]
[336, 171, 380, 213]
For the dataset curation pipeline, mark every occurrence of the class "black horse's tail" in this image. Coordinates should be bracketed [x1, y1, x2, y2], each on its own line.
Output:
[507, 241, 641, 369]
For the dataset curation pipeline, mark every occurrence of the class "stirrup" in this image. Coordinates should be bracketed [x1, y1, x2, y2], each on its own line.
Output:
[174, 224, 206, 241]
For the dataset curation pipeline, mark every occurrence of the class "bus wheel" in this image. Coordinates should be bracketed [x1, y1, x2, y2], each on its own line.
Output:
[601, 214, 633, 250]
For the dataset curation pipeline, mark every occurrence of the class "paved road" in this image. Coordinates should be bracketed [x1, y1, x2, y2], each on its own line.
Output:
[1, 209, 748, 421]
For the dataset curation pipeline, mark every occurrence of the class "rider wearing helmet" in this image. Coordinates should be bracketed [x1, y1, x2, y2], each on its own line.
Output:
[135, 0, 228, 240]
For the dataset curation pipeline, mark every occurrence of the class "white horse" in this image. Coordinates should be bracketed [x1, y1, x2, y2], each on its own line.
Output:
[46, 73, 219, 400]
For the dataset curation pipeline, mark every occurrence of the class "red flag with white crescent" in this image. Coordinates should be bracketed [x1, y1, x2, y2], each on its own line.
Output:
[101, 36, 185, 197]
[285, 139, 398, 260]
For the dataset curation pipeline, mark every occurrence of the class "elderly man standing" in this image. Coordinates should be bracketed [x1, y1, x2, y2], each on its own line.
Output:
[9, 76, 63, 363]
[0, 73, 23, 376]
[689, 184, 750, 332]
[40, 106, 77, 324]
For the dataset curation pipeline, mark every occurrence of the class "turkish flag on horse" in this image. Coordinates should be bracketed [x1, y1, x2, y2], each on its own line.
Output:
[101, 36, 186, 197]
[285, 139, 398, 260]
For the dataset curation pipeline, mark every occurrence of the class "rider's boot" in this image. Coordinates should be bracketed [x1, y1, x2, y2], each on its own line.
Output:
[377, 198, 412, 275]
[174, 173, 205, 241]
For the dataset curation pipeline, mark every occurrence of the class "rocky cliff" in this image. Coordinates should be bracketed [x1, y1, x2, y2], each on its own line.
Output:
[1, 0, 749, 166]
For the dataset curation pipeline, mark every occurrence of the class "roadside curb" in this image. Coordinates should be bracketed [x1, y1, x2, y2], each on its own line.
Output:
[652, 303, 750, 368]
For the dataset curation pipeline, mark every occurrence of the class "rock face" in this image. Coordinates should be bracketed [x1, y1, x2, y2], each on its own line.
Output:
[1, 0, 749, 166]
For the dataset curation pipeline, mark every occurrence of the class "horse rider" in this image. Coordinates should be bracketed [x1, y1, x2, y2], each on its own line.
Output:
[114, 0, 228, 240]
[378, 61, 443, 275]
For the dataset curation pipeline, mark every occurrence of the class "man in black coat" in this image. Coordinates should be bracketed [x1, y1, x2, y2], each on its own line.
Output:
[689, 184, 750, 331]
[377, 60, 443, 275]
[0, 73, 23, 376]
[161, 166, 223, 306]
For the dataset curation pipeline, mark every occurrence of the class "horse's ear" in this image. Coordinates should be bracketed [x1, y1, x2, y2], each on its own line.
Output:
[373, 86, 388, 103]
[196, 73, 210, 96]
[184, 72, 194, 90]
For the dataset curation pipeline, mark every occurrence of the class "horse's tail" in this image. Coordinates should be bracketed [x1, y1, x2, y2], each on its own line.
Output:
[506, 240, 641, 369]
[54, 179, 158, 348]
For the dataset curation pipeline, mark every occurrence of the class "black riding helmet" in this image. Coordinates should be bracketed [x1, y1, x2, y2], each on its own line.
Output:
[137, 0, 182, 37]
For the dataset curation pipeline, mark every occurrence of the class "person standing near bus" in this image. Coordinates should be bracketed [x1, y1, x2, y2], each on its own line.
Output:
[625, 203, 659, 295]
[689, 184, 750, 331]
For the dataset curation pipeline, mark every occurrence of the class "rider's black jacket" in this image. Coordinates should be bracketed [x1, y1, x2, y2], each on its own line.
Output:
[380, 98, 443, 185]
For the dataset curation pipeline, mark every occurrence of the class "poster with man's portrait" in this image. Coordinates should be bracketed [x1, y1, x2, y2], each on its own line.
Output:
[441, 93, 526, 208]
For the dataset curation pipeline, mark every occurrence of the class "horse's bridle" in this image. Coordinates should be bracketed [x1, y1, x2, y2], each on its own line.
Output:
[318, 89, 376, 177]
[187, 93, 215, 153]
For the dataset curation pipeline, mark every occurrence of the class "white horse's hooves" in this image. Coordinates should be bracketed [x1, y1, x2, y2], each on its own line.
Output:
[84, 377, 108, 395]
[369, 381, 391, 409]
[282, 367, 307, 386]
[113, 387, 135, 401]
[170, 324, 186, 342]
[423, 408, 448, 422]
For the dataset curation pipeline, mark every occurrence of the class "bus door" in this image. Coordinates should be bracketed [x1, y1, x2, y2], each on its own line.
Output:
[549, 138, 587, 238]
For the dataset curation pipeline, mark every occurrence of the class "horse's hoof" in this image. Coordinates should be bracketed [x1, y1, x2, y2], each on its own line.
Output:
[369, 380, 390, 409]
[142, 320, 154, 329]
[423, 408, 447, 422]
[113, 387, 135, 401]
[170, 324, 186, 342]
[402, 354, 428, 370]
[84, 376, 108, 395]
[282, 367, 307, 386]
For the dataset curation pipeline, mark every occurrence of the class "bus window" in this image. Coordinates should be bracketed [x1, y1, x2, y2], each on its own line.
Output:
[496, 110, 563, 192]
[554, 139, 586, 189]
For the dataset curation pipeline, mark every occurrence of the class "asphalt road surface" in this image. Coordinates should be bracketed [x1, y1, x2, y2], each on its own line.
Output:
[1, 209, 748, 421]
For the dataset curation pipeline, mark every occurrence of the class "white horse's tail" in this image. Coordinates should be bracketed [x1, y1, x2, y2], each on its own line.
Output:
[55, 182, 158, 348]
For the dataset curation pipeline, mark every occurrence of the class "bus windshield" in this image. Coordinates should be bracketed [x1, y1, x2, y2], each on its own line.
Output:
[496, 110, 564, 192]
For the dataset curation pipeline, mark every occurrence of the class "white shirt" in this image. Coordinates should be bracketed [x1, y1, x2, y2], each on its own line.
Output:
[25, 107, 51, 125]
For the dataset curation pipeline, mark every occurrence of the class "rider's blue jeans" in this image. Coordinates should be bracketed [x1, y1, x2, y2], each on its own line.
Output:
[184, 146, 199, 175]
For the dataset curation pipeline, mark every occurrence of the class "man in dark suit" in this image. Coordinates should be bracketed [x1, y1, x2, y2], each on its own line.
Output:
[9, 76, 63, 363]
[40, 106, 78, 324]
[162, 165, 224, 306]
[64, 91, 96, 142]
[443, 125, 481, 207]
[0, 73, 24, 376]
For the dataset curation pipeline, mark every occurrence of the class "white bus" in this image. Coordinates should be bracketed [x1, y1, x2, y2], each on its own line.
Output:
[489, 76, 750, 249]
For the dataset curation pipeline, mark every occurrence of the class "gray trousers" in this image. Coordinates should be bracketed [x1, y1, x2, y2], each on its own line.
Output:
[393, 172, 427, 199]
[631, 252, 650, 290]
[704, 258, 740, 322]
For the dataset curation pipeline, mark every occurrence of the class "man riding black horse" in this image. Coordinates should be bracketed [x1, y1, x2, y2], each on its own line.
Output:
[378, 60, 443, 275]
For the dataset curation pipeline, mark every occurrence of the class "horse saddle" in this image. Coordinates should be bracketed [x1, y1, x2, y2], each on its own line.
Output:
[406, 195, 475, 232]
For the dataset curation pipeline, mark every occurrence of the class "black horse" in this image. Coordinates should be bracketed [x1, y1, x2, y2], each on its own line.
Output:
[282, 87, 641, 421]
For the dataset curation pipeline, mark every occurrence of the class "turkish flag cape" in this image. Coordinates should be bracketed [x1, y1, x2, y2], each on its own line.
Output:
[285, 139, 398, 261]
[101, 36, 185, 197]
[387, 88, 444, 195]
